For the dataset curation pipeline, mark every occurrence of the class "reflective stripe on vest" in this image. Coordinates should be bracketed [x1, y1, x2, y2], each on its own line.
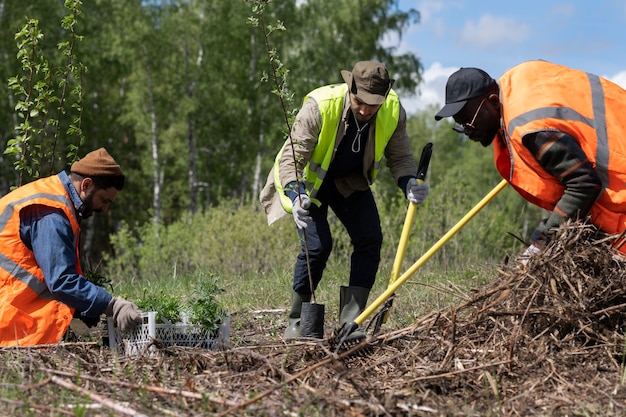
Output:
[274, 84, 400, 211]
[0, 253, 52, 299]
[0, 191, 78, 299]
[495, 60, 626, 240]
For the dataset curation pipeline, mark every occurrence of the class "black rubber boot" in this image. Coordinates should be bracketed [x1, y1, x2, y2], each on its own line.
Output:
[339, 285, 370, 325]
[283, 291, 311, 339]
[335, 286, 372, 351]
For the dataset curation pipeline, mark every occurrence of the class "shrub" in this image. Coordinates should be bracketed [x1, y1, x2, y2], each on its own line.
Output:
[131, 273, 226, 331]
[188, 278, 226, 333]
[135, 290, 182, 324]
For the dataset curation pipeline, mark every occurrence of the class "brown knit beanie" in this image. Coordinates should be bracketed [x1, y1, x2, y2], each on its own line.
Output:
[70, 147, 124, 177]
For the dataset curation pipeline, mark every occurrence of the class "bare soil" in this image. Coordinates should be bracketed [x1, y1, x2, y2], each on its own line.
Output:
[2, 221, 626, 416]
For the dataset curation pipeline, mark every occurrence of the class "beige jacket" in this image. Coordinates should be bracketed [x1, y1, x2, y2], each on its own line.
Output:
[260, 90, 417, 225]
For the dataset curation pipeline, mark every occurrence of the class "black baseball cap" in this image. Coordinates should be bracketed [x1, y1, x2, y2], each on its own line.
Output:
[434, 68, 496, 120]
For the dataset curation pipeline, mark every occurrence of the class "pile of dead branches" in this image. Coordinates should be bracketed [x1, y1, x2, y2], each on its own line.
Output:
[454, 219, 626, 354]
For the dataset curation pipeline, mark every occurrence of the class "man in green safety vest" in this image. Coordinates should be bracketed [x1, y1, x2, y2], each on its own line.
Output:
[260, 61, 429, 339]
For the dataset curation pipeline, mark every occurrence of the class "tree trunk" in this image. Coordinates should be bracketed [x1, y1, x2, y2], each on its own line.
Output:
[147, 70, 162, 225]
[185, 39, 203, 216]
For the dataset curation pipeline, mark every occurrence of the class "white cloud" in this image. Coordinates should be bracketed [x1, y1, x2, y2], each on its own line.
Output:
[608, 71, 626, 90]
[414, 0, 460, 39]
[402, 62, 459, 115]
[459, 14, 530, 47]
[415, 0, 445, 22]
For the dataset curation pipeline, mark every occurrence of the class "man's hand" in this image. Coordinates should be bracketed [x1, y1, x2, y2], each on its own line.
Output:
[105, 297, 143, 331]
[519, 244, 542, 266]
[406, 178, 429, 204]
[292, 194, 312, 229]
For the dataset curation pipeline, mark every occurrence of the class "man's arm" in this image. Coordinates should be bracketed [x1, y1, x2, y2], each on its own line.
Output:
[384, 106, 418, 190]
[20, 206, 112, 318]
[522, 130, 602, 245]
[278, 98, 321, 189]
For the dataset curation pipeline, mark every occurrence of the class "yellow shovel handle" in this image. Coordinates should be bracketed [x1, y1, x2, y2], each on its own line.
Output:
[355, 179, 508, 326]
[390, 200, 418, 286]
[382, 198, 417, 325]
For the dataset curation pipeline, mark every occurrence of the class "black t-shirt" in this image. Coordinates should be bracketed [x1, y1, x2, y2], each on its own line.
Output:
[326, 111, 370, 181]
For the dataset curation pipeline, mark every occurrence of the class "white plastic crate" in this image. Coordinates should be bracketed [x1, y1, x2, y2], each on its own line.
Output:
[107, 311, 230, 355]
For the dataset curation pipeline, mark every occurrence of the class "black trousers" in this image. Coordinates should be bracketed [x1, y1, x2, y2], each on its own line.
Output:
[292, 182, 383, 295]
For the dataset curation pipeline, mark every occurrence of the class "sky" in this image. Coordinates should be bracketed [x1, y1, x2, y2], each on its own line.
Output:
[391, 0, 626, 115]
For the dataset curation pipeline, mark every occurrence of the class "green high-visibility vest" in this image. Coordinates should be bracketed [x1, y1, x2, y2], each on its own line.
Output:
[275, 83, 400, 212]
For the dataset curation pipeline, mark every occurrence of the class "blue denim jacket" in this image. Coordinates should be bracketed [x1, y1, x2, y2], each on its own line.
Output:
[19, 171, 112, 319]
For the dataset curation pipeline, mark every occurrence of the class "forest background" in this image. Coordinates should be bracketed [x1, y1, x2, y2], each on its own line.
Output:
[0, 0, 542, 318]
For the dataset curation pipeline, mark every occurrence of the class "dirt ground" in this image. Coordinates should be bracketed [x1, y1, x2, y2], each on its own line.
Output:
[2, 221, 626, 416]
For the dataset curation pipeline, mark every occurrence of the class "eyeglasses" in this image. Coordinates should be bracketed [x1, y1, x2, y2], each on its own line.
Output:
[452, 98, 486, 135]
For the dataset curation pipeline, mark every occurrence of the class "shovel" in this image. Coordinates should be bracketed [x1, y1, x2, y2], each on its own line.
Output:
[336, 179, 509, 348]
[377, 142, 433, 329]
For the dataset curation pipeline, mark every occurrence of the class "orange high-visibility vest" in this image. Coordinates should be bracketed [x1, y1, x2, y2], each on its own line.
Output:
[494, 60, 626, 251]
[0, 175, 82, 346]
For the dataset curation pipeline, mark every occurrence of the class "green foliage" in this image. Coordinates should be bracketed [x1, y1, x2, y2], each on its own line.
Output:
[248, 0, 305, 194]
[83, 268, 113, 293]
[188, 278, 226, 333]
[248, 0, 295, 120]
[104, 199, 301, 283]
[283, 0, 422, 99]
[133, 276, 225, 331]
[6, 1, 85, 186]
[136, 289, 182, 324]
[105, 177, 533, 313]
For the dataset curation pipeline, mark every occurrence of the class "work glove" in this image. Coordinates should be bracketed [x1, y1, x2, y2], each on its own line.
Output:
[105, 297, 143, 332]
[292, 194, 312, 229]
[406, 178, 429, 205]
[519, 244, 542, 266]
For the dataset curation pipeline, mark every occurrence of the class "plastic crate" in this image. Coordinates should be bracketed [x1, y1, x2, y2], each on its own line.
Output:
[107, 311, 230, 355]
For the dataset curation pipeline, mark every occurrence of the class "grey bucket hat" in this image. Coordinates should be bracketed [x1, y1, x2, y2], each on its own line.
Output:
[341, 61, 394, 105]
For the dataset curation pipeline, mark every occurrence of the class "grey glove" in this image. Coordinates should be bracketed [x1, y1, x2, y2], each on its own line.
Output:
[292, 194, 312, 229]
[406, 178, 429, 204]
[519, 244, 542, 266]
[105, 297, 143, 331]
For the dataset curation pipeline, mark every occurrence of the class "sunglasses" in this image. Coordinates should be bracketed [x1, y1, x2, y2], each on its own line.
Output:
[452, 98, 487, 135]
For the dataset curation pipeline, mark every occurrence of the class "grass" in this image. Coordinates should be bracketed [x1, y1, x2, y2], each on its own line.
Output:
[104, 183, 527, 323]
[112, 243, 499, 340]
[107, 192, 508, 336]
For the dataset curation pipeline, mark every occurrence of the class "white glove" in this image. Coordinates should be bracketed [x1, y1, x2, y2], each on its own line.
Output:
[292, 194, 312, 229]
[105, 297, 143, 331]
[519, 244, 542, 266]
[406, 178, 429, 205]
